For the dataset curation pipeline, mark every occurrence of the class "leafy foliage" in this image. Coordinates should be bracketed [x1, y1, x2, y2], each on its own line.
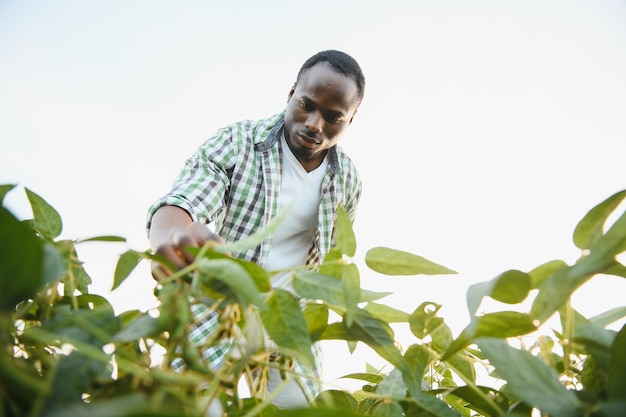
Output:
[1, 184, 625, 416]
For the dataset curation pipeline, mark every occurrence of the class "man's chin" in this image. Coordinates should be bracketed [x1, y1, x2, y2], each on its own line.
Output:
[292, 148, 316, 161]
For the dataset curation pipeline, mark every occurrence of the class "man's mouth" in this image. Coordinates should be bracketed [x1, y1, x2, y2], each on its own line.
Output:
[298, 132, 320, 146]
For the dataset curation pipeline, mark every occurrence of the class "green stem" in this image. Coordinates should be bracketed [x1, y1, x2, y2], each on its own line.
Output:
[0, 352, 48, 397]
[240, 374, 292, 417]
[444, 359, 503, 417]
[29, 326, 208, 388]
[563, 299, 574, 377]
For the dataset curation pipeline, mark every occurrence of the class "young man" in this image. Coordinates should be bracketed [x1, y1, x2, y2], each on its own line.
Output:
[146, 50, 365, 410]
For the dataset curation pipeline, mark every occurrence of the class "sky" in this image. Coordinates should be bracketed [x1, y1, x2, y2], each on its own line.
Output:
[1, 0, 626, 390]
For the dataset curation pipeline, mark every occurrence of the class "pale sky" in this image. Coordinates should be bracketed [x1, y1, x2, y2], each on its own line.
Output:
[2, 0, 625, 390]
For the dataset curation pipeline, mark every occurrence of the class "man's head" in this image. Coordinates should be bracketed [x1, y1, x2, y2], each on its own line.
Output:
[297, 50, 366, 104]
[284, 50, 365, 172]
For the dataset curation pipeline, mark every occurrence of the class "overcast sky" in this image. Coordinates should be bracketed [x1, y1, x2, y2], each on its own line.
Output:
[2, 0, 625, 389]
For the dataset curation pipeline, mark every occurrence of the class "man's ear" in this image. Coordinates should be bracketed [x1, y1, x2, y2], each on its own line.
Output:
[287, 83, 296, 102]
[349, 109, 358, 124]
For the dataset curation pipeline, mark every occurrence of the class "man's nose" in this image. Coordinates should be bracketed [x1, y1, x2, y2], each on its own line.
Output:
[305, 113, 323, 133]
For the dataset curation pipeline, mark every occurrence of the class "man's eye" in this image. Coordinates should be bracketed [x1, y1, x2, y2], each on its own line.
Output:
[299, 101, 313, 110]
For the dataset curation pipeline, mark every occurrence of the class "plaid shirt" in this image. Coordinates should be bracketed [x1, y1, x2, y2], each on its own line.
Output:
[147, 111, 362, 398]
[147, 111, 361, 266]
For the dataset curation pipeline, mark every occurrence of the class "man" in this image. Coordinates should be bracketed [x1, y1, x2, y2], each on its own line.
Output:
[146, 50, 365, 410]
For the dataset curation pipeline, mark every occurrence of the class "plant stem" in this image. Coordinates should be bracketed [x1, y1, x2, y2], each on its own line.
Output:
[562, 299, 574, 378]
[444, 360, 503, 417]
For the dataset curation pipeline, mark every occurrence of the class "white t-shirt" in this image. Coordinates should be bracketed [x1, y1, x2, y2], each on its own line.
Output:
[265, 132, 328, 290]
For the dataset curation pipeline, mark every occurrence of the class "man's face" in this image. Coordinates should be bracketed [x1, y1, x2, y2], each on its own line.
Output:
[283, 62, 360, 171]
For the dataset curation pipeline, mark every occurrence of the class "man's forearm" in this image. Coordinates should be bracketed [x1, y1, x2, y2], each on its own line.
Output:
[148, 205, 193, 250]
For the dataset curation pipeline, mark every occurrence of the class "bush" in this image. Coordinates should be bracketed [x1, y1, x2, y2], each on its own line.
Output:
[1, 183, 625, 416]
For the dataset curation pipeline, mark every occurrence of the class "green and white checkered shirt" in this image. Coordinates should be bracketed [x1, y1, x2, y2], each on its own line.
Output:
[147, 111, 362, 396]
[147, 111, 361, 266]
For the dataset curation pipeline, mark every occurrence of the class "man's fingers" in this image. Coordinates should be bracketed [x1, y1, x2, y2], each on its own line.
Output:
[150, 223, 226, 282]
[155, 244, 190, 270]
[187, 222, 225, 244]
[173, 224, 225, 263]
[151, 260, 173, 283]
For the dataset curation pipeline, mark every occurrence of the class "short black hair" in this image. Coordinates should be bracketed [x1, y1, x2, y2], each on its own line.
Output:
[297, 50, 366, 103]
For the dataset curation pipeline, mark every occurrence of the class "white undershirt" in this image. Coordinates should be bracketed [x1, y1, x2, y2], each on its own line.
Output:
[266, 132, 328, 290]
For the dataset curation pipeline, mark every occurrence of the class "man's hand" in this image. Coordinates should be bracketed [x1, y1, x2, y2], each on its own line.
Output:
[149, 206, 224, 281]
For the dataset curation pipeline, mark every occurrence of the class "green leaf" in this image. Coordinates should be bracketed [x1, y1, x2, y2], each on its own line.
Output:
[490, 270, 531, 304]
[409, 302, 444, 339]
[43, 350, 111, 411]
[364, 302, 410, 323]
[0, 207, 63, 310]
[443, 312, 536, 360]
[42, 242, 66, 284]
[528, 259, 569, 288]
[192, 248, 272, 292]
[533, 194, 626, 323]
[359, 289, 393, 303]
[430, 322, 454, 352]
[345, 309, 408, 374]
[570, 203, 626, 281]
[566, 307, 617, 352]
[25, 187, 63, 240]
[466, 270, 530, 317]
[531, 264, 590, 324]
[0, 183, 16, 203]
[404, 344, 435, 382]
[468, 312, 536, 338]
[607, 324, 626, 400]
[369, 400, 405, 417]
[573, 189, 626, 250]
[448, 385, 507, 417]
[377, 368, 407, 399]
[113, 314, 160, 342]
[446, 350, 476, 384]
[340, 372, 384, 384]
[276, 409, 369, 417]
[303, 303, 329, 341]
[342, 263, 360, 327]
[594, 204, 626, 257]
[334, 206, 357, 257]
[590, 306, 626, 328]
[77, 235, 127, 243]
[43, 393, 189, 417]
[260, 289, 314, 368]
[0, 352, 48, 401]
[112, 250, 143, 290]
[475, 338, 582, 417]
[314, 390, 358, 410]
[592, 401, 626, 417]
[197, 258, 265, 309]
[533, 257, 623, 324]
[233, 257, 272, 292]
[31, 303, 119, 350]
[155, 283, 187, 336]
[318, 322, 356, 341]
[241, 306, 265, 357]
[319, 247, 344, 276]
[56, 240, 92, 294]
[217, 207, 290, 254]
[365, 247, 457, 276]
[604, 261, 626, 278]
[293, 270, 345, 306]
[405, 385, 461, 417]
